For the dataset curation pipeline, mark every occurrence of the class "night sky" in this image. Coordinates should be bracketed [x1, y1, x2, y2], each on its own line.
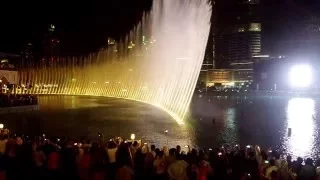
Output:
[0, 0, 152, 56]
[0, 0, 319, 57]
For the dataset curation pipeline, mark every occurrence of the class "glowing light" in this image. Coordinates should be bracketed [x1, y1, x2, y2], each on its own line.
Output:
[130, 133, 135, 140]
[253, 55, 269, 58]
[289, 65, 312, 88]
[286, 98, 315, 158]
[0, 124, 3, 129]
[17, 0, 211, 125]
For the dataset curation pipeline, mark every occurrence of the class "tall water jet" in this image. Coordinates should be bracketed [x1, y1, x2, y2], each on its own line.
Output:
[19, 0, 212, 125]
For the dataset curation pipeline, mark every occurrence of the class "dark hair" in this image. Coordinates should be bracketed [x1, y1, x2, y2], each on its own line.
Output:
[198, 150, 205, 161]
[270, 170, 278, 179]
[108, 141, 117, 149]
[155, 148, 160, 155]
[176, 153, 184, 160]
[116, 143, 132, 167]
[260, 151, 268, 161]
[191, 149, 197, 156]
[248, 151, 255, 158]
[305, 158, 313, 166]
[270, 159, 275, 166]
[176, 145, 181, 151]
[286, 155, 292, 161]
[151, 145, 156, 151]
[133, 141, 138, 147]
[169, 148, 176, 156]
[157, 150, 164, 158]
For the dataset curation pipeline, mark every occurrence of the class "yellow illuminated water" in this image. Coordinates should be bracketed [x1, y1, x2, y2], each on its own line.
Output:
[18, 0, 212, 125]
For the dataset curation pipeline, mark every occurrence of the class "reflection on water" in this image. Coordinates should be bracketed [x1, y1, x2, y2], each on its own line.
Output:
[192, 95, 320, 159]
[285, 98, 316, 159]
[2, 96, 195, 149]
[3, 95, 320, 158]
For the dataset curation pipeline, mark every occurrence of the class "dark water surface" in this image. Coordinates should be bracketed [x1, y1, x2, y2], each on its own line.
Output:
[2, 95, 320, 159]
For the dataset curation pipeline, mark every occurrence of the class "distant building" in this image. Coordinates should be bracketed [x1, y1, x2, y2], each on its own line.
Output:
[0, 57, 19, 93]
[202, 24, 215, 71]
[199, 0, 216, 85]
[20, 42, 34, 68]
[214, 0, 262, 69]
[205, 68, 253, 87]
[42, 24, 60, 66]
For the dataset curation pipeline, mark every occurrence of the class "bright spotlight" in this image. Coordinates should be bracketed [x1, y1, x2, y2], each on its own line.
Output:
[289, 65, 312, 88]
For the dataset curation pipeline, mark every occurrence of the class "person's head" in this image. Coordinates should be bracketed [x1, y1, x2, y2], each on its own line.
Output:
[248, 151, 255, 158]
[16, 137, 23, 145]
[270, 159, 276, 166]
[108, 141, 117, 149]
[176, 153, 184, 160]
[157, 150, 164, 158]
[116, 143, 132, 167]
[275, 153, 280, 160]
[169, 148, 176, 156]
[151, 145, 156, 151]
[305, 158, 313, 166]
[297, 157, 303, 164]
[286, 155, 292, 162]
[261, 151, 268, 161]
[315, 159, 320, 167]
[133, 141, 138, 147]
[1, 135, 8, 141]
[281, 160, 287, 168]
[176, 145, 181, 153]
[136, 148, 142, 155]
[199, 150, 205, 160]
[270, 170, 278, 180]
[155, 148, 160, 155]
[191, 148, 197, 156]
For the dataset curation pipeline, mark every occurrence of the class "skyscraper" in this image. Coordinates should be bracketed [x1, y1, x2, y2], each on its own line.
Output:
[42, 24, 60, 66]
[214, 0, 262, 70]
[20, 42, 34, 68]
[199, 0, 216, 85]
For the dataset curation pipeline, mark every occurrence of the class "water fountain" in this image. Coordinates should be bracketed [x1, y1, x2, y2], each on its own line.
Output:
[19, 0, 212, 125]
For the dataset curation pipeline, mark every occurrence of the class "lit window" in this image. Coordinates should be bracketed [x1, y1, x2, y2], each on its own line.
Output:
[249, 23, 261, 32]
[238, 28, 245, 32]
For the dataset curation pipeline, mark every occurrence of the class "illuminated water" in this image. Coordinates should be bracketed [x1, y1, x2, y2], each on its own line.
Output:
[2, 95, 320, 159]
[18, 0, 212, 125]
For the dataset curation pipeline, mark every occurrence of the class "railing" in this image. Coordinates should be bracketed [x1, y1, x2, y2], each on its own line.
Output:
[0, 105, 39, 114]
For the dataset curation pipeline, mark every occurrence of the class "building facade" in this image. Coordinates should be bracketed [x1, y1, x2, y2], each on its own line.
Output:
[214, 0, 261, 69]
[42, 24, 60, 66]
[206, 69, 253, 87]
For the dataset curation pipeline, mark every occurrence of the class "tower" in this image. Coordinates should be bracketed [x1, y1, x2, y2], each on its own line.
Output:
[215, 0, 262, 70]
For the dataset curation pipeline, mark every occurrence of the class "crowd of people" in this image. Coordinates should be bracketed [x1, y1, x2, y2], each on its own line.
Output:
[0, 132, 319, 180]
[0, 94, 38, 107]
